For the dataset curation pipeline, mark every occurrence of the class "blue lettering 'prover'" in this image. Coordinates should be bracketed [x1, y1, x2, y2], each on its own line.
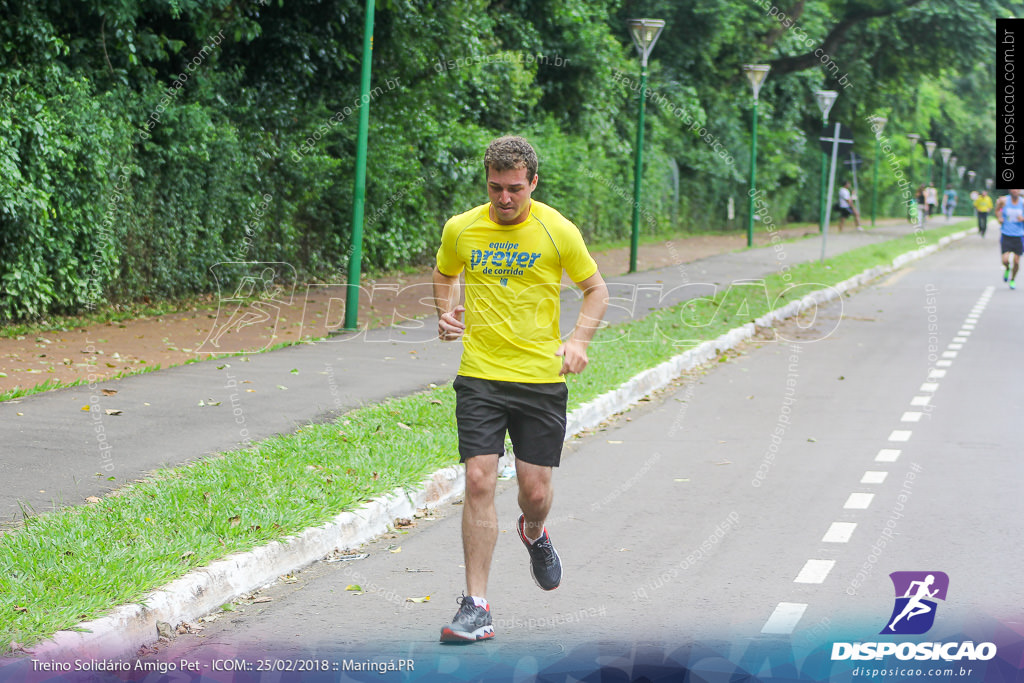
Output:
[470, 245, 542, 270]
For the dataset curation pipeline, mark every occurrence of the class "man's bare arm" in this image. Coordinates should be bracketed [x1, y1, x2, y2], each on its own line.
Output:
[432, 266, 464, 341]
[556, 270, 609, 375]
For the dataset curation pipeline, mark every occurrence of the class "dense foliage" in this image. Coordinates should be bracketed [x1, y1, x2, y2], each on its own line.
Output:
[0, 0, 1009, 321]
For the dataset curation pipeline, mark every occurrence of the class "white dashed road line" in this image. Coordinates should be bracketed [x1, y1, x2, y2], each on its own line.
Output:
[760, 286, 994, 635]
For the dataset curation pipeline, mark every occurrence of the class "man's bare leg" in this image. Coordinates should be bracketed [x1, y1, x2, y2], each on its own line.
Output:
[515, 458, 553, 540]
[463, 453, 499, 598]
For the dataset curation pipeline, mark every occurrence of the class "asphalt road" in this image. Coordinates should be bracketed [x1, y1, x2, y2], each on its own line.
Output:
[125, 232, 1024, 681]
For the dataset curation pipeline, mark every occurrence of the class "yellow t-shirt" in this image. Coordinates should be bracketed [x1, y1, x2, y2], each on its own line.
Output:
[974, 195, 993, 213]
[436, 201, 598, 383]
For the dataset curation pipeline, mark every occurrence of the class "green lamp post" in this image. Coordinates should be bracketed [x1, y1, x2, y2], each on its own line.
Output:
[344, 0, 376, 330]
[938, 147, 952, 207]
[627, 17, 666, 274]
[924, 141, 937, 185]
[744, 64, 771, 248]
[906, 134, 920, 187]
[815, 90, 838, 233]
[869, 115, 887, 227]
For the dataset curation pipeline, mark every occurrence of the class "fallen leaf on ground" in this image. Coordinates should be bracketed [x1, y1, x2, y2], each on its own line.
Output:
[345, 585, 362, 591]
[395, 518, 415, 528]
[81, 405, 90, 411]
[406, 596, 430, 603]
[13, 606, 27, 613]
[105, 409, 123, 415]
[85, 496, 101, 504]
[389, 546, 402, 553]
[397, 422, 412, 430]
[228, 515, 240, 527]
[101, 389, 117, 396]
[252, 597, 272, 603]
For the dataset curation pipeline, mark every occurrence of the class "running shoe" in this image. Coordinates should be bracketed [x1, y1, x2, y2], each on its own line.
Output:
[1011, 280, 1017, 290]
[517, 514, 562, 590]
[1005, 266, 1011, 282]
[439, 595, 494, 643]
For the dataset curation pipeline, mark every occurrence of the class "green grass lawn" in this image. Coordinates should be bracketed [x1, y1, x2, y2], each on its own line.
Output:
[0, 220, 970, 653]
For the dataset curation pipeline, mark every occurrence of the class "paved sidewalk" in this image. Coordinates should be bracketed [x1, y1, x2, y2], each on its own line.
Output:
[0, 220, 931, 520]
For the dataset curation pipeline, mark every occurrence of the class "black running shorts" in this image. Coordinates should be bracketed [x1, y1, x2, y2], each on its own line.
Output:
[1001, 234, 1023, 255]
[453, 375, 568, 467]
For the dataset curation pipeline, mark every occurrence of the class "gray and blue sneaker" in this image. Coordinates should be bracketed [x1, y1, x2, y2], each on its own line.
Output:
[440, 595, 494, 643]
[517, 514, 562, 590]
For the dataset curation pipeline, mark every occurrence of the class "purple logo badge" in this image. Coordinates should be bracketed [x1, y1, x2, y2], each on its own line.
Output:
[881, 571, 949, 635]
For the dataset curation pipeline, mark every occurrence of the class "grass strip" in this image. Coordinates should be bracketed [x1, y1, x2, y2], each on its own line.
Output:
[0, 221, 969, 652]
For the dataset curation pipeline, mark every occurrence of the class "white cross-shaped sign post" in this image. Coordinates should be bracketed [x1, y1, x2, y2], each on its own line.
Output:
[821, 122, 854, 262]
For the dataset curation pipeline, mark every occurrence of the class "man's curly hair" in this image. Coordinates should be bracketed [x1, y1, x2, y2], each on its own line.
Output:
[483, 135, 538, 180]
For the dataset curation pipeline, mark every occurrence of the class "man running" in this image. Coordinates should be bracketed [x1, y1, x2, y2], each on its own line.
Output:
[995, 188, 1024, 289]
[432, 135, 608, 643]
[974, 190, 992, 237]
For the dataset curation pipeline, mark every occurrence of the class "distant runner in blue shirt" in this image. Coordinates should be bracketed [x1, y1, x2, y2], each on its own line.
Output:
[995, 189, 1024, 289]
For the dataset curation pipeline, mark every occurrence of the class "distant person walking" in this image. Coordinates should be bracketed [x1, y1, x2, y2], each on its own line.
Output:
[433, 135, 608, 643]
[837, 180, 856, 232]
[925, 184, 938, 217]
[942, 184, 957, 219]
[915, 185, 928, 227]
[974, 190, 993, 236]
[995, 189, 1024, 290]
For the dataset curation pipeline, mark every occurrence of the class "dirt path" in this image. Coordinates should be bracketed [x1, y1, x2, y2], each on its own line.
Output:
[0, 227, 817, 396]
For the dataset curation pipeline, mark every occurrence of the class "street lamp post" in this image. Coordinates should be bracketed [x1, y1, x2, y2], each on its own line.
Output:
[906, 134, 920, 187]
[905, 134, 920, 224]
[627, 18, 665, 274]
[939, 147, 952, 217]
[344, 0, 377, 330]
[815, 90, 838, 233]
[924, 141, 937, 184]
[869, 115, 887, 226]
[744, 65, 771, 248]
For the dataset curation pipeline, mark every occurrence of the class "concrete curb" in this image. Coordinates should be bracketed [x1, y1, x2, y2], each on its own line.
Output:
[29, 228, 969, 661]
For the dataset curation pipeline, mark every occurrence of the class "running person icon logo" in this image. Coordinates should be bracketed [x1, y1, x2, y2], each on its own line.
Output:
[881, 571, 950, 635]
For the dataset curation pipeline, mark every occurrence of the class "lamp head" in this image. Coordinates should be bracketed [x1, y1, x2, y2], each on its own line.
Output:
[743, 64, 771, 100]
[814, 90, 838, 122]
[628, 19, 666, 67]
